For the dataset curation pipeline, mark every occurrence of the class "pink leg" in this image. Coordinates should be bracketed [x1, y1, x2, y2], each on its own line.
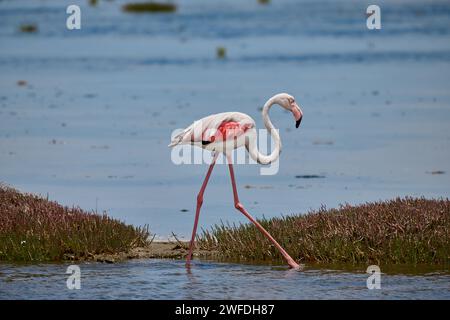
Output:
[226, 156, 300, 269]
[186, 153, 219, 266]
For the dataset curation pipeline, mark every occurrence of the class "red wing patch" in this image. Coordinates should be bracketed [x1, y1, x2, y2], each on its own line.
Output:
[202, 121, 251, 144]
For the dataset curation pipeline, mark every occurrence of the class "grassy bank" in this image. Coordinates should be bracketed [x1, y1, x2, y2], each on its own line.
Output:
[0, 185, 150, 262]
[198, 198, 449, 265]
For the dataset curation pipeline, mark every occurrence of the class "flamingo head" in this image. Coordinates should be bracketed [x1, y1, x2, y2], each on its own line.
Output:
[273, 93, 304, 128]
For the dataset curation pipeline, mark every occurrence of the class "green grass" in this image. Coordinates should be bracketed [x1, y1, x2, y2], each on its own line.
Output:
[198, 198, 450, 265]
[0, 185, 150, 262]
[122, 2, 177, 13]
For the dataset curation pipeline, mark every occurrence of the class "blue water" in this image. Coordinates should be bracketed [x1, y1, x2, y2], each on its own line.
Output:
[1, 260, 449, 299]
[0, 0, 449, 299]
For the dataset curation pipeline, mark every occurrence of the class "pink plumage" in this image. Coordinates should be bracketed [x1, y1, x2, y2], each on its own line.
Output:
[169, 93, 303, 269]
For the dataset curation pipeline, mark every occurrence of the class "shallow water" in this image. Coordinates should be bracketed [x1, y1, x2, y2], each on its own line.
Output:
[1, 0, 450, 299]
[0, 260, 449, 299]
[1, 0, 450, 238]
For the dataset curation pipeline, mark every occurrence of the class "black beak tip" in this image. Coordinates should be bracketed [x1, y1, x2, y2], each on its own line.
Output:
[295, 118, 302, 128]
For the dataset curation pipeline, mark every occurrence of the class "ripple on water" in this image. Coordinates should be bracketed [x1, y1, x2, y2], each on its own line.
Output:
[2, 260, 449, 299]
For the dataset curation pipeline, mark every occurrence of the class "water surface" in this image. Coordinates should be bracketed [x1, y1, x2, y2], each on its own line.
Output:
[1, 0, 450, 238]
[1, 260, 449, 299]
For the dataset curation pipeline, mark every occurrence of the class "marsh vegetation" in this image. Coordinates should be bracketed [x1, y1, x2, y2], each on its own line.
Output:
[0, 185, 150, 262]
[198, 198, 450, 266]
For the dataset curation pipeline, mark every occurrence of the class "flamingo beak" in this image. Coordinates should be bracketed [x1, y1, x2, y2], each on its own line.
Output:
[292, 103, 303, 129]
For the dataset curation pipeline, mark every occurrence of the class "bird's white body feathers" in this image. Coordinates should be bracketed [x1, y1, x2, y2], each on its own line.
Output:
[168, 93, 303, 165]
[169, 111, 256, 154]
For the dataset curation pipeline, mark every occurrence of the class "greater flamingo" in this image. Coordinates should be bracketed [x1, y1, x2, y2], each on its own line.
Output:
[169, 93, 303, 269]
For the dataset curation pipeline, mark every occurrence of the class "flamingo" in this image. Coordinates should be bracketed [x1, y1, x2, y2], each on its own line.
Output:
[169, 93, 303, 269]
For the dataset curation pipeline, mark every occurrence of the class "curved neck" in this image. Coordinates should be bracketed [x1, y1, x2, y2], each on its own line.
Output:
[247, 97, 281, 165]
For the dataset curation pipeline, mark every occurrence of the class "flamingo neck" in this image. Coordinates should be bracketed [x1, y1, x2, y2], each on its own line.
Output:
[247, 97, 281, 165]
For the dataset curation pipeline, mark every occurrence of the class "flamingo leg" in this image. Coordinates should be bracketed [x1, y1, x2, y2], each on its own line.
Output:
[186, 153, 219, 266]
[226, 156, 300, 269]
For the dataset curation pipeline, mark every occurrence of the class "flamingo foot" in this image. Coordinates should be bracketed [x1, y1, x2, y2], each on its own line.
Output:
[287, 259, 301, 270]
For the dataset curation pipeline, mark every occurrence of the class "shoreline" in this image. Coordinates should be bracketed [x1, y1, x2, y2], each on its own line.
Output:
[2, 185, 448, 267]
[71, 244, 450, 277]
[83, 241, 217, 264]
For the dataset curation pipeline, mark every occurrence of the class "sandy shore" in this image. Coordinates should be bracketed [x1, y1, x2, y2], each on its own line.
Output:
[82, 242, 216, 263]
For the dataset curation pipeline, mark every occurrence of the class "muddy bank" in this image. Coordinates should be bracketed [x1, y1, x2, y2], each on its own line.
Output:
[86, 241, 217, 263]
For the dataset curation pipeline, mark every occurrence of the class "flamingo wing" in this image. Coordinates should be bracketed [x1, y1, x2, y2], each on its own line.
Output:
[168, 112, 255, 147]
